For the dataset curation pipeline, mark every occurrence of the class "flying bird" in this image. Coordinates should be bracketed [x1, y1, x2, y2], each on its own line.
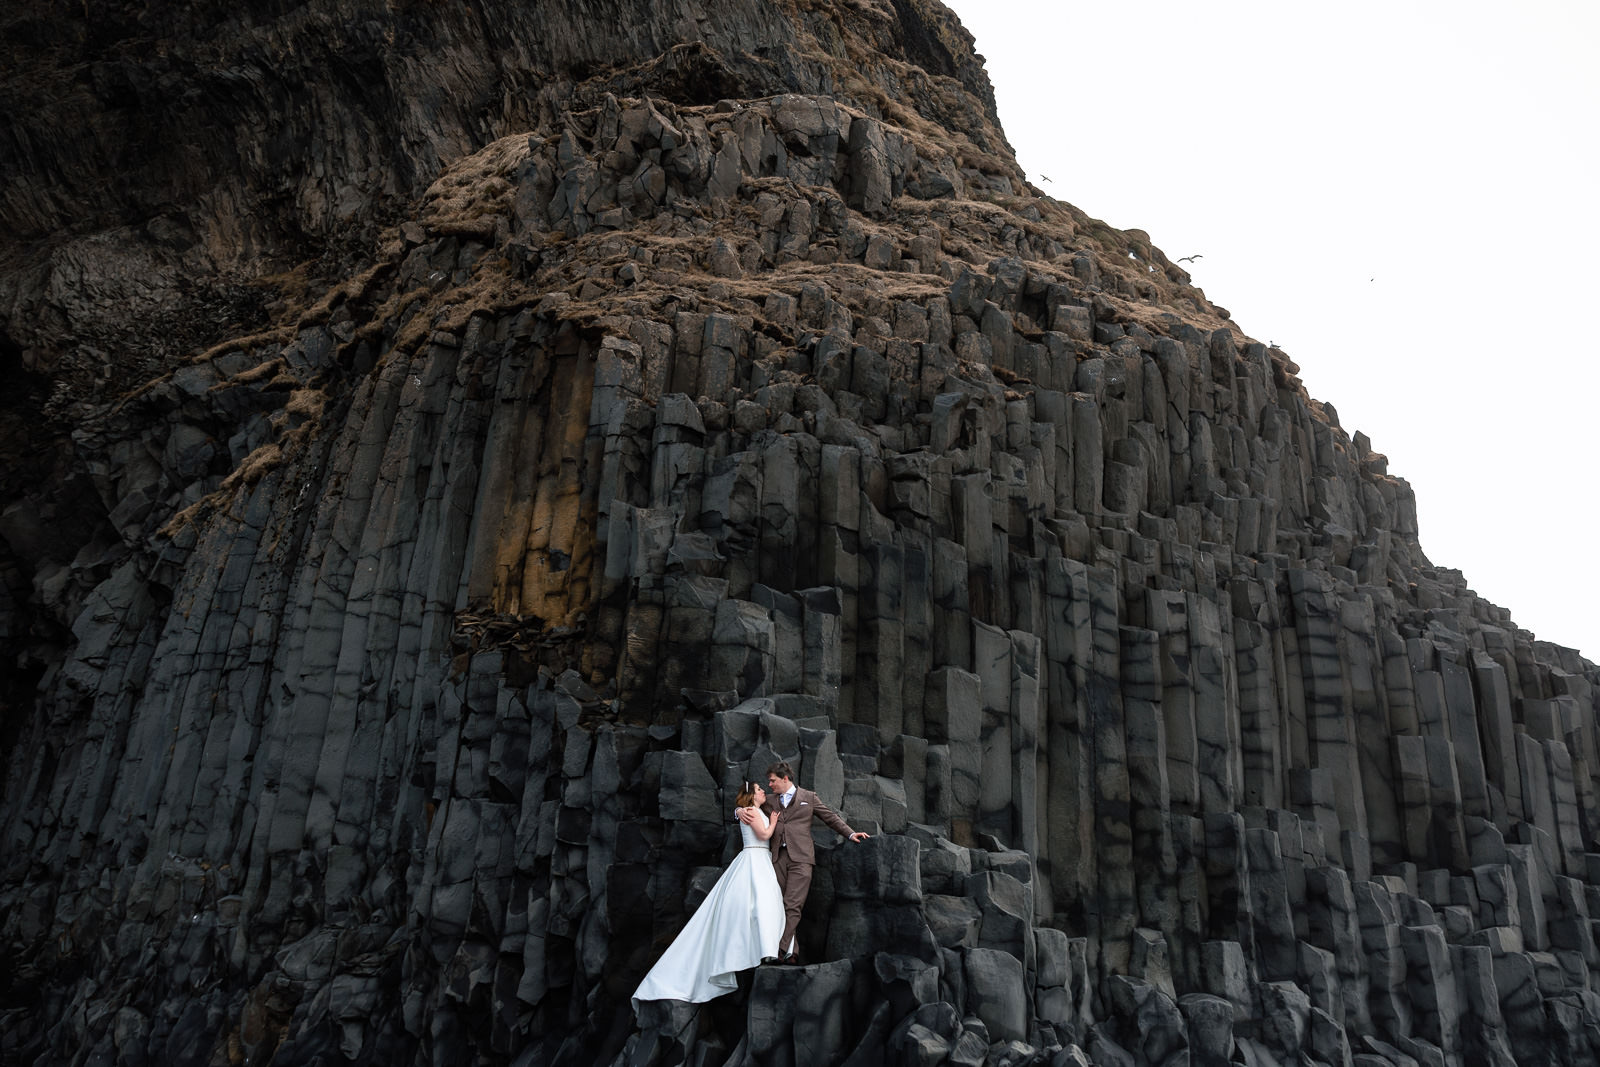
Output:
[1177, 254, 1203, 264]
[1039, 174, 1054, 184]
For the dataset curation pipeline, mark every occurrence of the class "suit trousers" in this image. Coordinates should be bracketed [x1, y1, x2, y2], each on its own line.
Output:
[772, 847, 812, 956]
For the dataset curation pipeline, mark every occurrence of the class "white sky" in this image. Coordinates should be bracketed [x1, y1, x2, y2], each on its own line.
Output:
[945, 0, 1600, 663]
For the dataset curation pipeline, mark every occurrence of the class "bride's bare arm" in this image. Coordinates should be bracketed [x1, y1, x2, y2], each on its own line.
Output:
[744, 807, 776, 840]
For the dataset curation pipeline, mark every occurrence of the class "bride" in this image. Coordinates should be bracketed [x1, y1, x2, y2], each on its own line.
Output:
[633, 781, 785, 1007]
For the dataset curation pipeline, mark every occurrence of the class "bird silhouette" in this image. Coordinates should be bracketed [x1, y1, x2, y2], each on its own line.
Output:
[1177, 254, 1203, 264]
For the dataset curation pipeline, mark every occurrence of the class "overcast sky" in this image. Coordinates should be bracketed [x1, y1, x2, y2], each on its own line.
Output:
[945, 0, 1600, 663]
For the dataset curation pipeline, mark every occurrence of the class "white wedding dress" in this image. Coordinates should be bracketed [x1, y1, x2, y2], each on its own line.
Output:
[632, 809, 784, 1007]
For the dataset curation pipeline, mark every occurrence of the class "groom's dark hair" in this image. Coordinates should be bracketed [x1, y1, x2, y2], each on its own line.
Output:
[766, 761, 795, 781]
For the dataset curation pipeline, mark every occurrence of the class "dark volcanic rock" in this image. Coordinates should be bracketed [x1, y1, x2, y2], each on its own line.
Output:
[2, 1, 1599, 1066]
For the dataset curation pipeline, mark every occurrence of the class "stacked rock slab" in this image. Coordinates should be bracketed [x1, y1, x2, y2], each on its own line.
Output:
[1, 2, 1599, 1066]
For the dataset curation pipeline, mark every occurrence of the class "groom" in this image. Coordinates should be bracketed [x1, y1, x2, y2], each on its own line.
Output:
[738, 760, 869, 963]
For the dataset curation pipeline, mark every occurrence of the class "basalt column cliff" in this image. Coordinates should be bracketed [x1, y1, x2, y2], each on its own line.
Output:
[3, 3, 1597, 1066]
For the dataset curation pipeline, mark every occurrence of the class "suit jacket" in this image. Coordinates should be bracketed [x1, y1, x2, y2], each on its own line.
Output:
[763, 787, 854, 865]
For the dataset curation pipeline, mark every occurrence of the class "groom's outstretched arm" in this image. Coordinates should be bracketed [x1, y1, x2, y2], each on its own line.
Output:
[812, 795, 869, 841]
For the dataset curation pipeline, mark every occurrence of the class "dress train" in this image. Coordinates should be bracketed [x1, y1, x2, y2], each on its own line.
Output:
[632, 810, 784, 1007]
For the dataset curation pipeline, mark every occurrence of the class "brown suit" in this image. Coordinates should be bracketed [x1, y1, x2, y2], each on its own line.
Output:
[762, 787, 855, 955]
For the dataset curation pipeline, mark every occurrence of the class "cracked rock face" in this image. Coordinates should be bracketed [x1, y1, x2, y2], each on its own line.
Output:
[2, 2, 1598, 1066]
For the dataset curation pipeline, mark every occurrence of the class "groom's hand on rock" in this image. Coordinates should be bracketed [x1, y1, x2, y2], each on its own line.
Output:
[849, 831, 870, 842]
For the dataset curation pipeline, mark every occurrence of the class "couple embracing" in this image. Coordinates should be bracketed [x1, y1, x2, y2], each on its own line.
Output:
[632, 762, 869, 1006]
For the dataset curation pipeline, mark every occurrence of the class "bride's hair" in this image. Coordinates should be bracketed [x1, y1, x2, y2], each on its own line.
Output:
[734, 781, 759, 808]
